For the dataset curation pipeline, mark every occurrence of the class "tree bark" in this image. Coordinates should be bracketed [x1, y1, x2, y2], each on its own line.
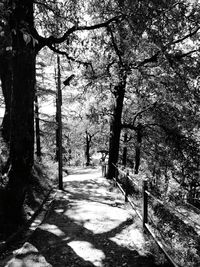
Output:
[0, 53, 12, 142]
[55, 55, 63, 190]
[135, 124, 143, 174]
[35, 95, 41, 160]
[122, 131, 127, 168]
[85, 130, 91, 166]
[55, 105, 59, 161]
[4, 0, 36, 232]
[107, 83, 126, 179]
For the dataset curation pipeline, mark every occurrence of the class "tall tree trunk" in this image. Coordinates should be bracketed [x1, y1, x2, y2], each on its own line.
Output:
[0, 53, 12, 142]
[107, 83, 126, 179]
[55, 106, 59, 161]
[122, 131, 127, 168]
[85, 130, 91, 166]
[135, 124, 143, 174]
[55, 55, 63, 190]
[35, 95, 41, 160]
[4, 0, 36, 233]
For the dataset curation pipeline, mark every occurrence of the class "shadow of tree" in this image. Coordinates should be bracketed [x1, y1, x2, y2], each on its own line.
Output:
[2, 170, 171, 267]
[28, 196, 168, 267]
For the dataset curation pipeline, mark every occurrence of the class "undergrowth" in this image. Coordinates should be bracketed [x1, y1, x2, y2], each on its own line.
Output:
[116, 168, 200, 267]
[0, 136, 57, 240]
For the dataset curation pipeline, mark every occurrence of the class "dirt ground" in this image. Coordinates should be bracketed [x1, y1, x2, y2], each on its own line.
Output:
[1, 167, 169, 267]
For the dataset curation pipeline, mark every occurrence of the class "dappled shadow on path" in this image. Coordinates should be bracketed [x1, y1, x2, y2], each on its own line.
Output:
[3, 168, 170, 267]
[29, 199, 158, 267]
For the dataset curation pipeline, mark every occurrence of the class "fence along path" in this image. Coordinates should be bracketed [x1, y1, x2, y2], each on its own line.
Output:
[111, 164, 200, 267]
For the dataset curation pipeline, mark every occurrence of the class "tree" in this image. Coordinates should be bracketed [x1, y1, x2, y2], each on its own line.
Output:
[34, 94, 41, 160]
[0, 1, 12, 142]
[1, 0, 121, 231]
[86, 0, 200, 182]
[114, 0, 200, 198]
[3, 0, 36, 230]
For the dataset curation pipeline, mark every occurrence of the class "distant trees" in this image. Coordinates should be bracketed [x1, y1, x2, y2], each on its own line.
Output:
[71, 92, 110, 166]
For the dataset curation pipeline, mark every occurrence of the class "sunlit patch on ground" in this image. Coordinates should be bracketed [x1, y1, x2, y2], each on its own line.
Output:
[54, 208, 65, 213]
[68, 240, 105, 267]
[40, 223, 66, 237]
[109, 225, 148, 256]
[63, 167, 102, 182]
[30, 218, 42, 229]
[64, 200, 132, 234]
[5, 242, 52, 267]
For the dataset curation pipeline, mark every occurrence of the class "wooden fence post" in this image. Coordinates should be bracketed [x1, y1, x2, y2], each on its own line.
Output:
[143, 180, 148, 228]
[102, 163, 106, 177]
[125, 170, 129, 202]
[104, 164, 107, 177]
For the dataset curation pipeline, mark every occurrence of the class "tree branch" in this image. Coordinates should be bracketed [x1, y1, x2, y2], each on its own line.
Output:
[106, 59, 117, 76]
[137, 51, 160, 67]
[129, 26, 200, 70]
[170, 26, 200, 46]
[133, 103, 157, 125]
[107, 26, 124, 66]
[36, 16, 122, 50]
[121, 123, 137, 131]
[47, 44, 95, 72]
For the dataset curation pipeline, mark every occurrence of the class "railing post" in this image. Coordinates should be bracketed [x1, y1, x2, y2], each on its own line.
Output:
[102, 162, 107, 177]
[125, 170, 129, 202]
[143, 180, 148, 228]
[101, 163, 104, 177]
[104, 164, 107, 177]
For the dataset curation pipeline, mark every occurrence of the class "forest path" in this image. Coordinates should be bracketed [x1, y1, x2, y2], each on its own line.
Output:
[3, 167, 164, 267]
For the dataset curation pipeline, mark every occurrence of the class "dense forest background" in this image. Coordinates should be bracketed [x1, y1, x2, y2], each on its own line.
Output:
[0, 1, 200, 264]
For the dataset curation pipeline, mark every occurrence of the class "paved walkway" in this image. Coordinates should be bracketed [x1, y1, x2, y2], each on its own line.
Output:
[2, 167, 165, 267]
